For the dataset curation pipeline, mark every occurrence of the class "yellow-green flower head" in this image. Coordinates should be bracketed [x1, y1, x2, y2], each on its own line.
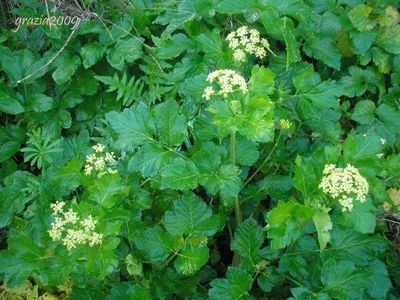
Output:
[319, 164, 369, 212]
[226, 26, 272, 63]
[202, 69, 247, 100]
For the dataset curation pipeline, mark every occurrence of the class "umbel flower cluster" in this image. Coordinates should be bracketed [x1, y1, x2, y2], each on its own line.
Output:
[202, 69, 247, 100]
[48, 201, 103, 250]
[319, 164, 369, 212]
[226, 26, 272, 63]
[84, 143, 117, 177]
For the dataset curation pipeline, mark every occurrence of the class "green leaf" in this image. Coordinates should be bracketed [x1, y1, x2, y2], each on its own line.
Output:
[209, 267, 252, 300]
[194, 29, 223, 57]
[201, 164, 242, 202]
[283, 18, 301, 68]
[154, 100, 187, 147]
[26, 94, 53, 113]
[157, 33, 193, 60]
[174, 246, 209, 275]
[339, 199, 376, 234]
[0, 89, 24, 115]
[343, 133, 383, 163]
[128, 143, 174, 177]
[376, 25, 400, 54]
[371, 47, 391, 74]
[133, 226, 175, 263]
[231, 218, 264, 267]
[248, 66, 276, 96]
[351, 100, 375, 125]
[106, 102, 155, 149]
[164, 193, 220, 237]
[161, 158, 199, 190]
[216, 0, 259, 14]
[266, 200, 314, 249]
[303, 36, 341, 70]
[107, 282, 151, 300]
[81, 42, 105, 69]
[240, 96, 275, 143]
[350, 30, 377, 54]
[107, 38, 142, 70]
[52, 55, 80, 85]
[312, 210, 332, 250]
[341, 66, 381, 97]
[322, 226, 386, 265]
[88, 174, 129, 208]
[348, 5, 376, 32]
[321, 259, 371, 299]
[232, 135, 259, 167]
[293, 65, 342, 109]
[367, 260, 391, 299]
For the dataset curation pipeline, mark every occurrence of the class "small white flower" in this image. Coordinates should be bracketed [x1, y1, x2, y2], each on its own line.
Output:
[380, 138, 386, 145]
[203, 69, 247, 100]
[319, 164, 369, 212]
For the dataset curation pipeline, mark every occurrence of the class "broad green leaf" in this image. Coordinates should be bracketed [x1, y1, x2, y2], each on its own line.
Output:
[348, 5, 376, 32]
[107, 282, 151, 300]
[350, 30, 377, 54]
[106, 102, 155, 149]
[293, 65, 342, 109]
[164, 193, 220, 237]
[321, 226, 386, 265]
[240, 96, 275, 143]
[283, 18, 301, 68]
[161, 158, 199, 190]
[371, 47, 391, 74]
[376, 25, 400, 54]
[231, 135, 259, 167]
[0, 140, 20, 162]
[303, 36, 341, 70]
[367, 260, 391, 299]
[128, 143, 174, 177]
[194, 29, 223, 57]
[351, 100, 375, 125]
[216, 0, 259, 14]
[266, 200, 314, 249]
[321, 259, 371, 299]
[248, 66, 276, 96]
[154, 100, 187, 147]
[312, 210, 332, 250]
[0, 89, 24, 115]
[174, 246, 209, 275]
[26, 94, 53, 113]
[81, 42, 105, 69]
[107, 38, 142, 70]
[231, 218, 264, 267]
[133, 226, 175, 262]
[209, 267, 253, 300]
[88, 174, 129, 208]
[157, 33, 193, 60]
[341, 66, 381, 97]
[339, 199, 376, 233]
[52, 55, 80, 85]
[343, 132, 383, 163]
[201, 164, 242, 202]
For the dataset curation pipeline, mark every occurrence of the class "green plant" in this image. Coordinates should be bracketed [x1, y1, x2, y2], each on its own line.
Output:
[0, 0, 400, 299]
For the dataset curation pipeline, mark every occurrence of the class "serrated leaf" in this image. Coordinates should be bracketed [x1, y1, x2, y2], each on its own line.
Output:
[174, 246, 209, 275]
[164, 193, 220, 237]
[209, 267, 253, 300]
[154, 100, 187, 147]
[339, 199, 376, 234]
[231, 218, 264, 267]
[283, 18, 301, 68]
[348, 5, 376, 32]
[0, 90, 24, 115]
[88, 174, 129, 208]
[133, 226, 175, 262]
[161, 158, 199, 190]
[157, 33, 193, 59]
[313, 210, 332, 250]
[351, 100, 375, 125]
[81, 42, 105, 69]
[303, 37, 341, 70]
[107, 38, 142, 70]
[106, 102, 155, 149]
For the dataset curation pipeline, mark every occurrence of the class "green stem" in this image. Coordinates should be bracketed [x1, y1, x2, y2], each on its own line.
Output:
[230, 132, 242, 226]
[243, 132, 282, 188]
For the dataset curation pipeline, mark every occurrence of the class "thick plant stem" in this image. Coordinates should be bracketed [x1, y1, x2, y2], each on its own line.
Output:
[230, 132, 242, 226]
[230, 131, 242, 267]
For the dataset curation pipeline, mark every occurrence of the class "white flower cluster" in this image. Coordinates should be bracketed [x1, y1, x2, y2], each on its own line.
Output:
[84, 143, 117, 177]
[48, 201, 103, 250]
[226, 26, 272, 63]
[202, 69, 247, 100]
[319, 164, 369, 212]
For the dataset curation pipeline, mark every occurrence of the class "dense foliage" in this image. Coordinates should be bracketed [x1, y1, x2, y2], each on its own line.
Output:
[1, 0, 400, 299]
